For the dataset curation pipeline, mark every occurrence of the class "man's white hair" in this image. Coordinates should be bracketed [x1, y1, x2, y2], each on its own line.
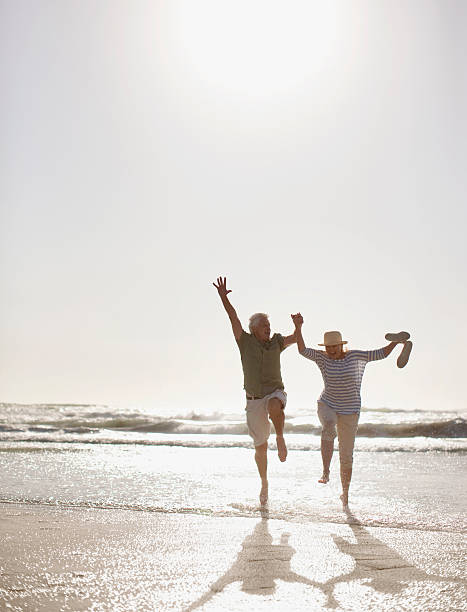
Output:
[249, 313, 269, 333]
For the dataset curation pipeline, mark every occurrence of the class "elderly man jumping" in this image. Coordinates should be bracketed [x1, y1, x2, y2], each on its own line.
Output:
[213, 276, 296, 505]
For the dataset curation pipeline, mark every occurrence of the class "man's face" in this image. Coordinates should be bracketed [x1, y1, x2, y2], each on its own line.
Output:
[325, 343, 344, 359]
[253, 317, 271, 343]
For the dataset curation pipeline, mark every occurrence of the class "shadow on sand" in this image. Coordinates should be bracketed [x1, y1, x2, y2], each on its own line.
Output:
[185, 508, 319, 610]
[186, 508, 461, 611]
[321, 508, 459, 608]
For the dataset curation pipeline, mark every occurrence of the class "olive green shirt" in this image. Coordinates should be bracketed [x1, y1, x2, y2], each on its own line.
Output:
[237, 331, 286, 398]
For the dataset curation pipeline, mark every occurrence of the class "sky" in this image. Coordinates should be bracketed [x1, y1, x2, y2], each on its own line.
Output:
[1, 0, 466, 415]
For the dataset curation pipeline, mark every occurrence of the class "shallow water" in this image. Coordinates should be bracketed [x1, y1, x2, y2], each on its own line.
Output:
[1, 402, 466, 537]
[1, 442, 465, 533]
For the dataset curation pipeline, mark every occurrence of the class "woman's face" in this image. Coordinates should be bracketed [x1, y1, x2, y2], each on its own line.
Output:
[325, 343, 345, 359]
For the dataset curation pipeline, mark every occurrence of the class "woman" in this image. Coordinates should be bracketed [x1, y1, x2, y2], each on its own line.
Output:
[291, 313, 412, 507]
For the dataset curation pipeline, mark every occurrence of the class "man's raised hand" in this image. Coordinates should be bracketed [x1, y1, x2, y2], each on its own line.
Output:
[213, 276, 242, 340]
[213, 276, 232, 299]
[291, 313, 304, 328]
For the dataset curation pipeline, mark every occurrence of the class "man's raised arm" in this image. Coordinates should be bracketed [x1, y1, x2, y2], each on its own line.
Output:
[213, 276, 243, 342]
[282, 328, 297, 349]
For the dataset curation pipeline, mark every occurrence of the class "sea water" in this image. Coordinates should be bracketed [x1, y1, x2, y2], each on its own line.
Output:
[0, 403, 466, 533]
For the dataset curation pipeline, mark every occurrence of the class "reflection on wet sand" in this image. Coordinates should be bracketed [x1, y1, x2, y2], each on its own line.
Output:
[186, 509, 463, 611]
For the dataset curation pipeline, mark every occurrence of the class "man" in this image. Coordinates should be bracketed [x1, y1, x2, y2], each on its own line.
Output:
[213, 276, 296, 505]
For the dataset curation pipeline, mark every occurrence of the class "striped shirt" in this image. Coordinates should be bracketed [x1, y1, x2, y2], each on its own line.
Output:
[300, 348, 386, 414]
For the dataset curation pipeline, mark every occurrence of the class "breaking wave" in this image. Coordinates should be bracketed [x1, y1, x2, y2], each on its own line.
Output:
[1, 417, 465, 438]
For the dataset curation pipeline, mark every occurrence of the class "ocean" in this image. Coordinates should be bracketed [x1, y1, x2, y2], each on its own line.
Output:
[1, 402, 466, 534]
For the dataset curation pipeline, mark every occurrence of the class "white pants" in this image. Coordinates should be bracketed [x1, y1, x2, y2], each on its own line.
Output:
[318, 401, 359, 470]
[245, 389, 287, 447]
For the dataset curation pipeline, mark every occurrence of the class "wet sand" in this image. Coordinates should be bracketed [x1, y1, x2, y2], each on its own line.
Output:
[0, 503, 465, 611]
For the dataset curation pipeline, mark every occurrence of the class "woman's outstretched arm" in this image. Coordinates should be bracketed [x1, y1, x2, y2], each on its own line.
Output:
[291, 313, 306, 352]
[383, 342, 399, 357]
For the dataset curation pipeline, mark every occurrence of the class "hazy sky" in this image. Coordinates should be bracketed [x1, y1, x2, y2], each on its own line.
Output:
[2, 0, 466, 414]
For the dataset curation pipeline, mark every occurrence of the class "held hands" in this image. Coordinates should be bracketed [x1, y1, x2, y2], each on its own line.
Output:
[291, 313, 303, 328]
[213, 276, 231, 299]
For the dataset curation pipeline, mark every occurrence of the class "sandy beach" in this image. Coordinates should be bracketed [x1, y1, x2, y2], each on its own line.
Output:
[0, 502, 465, 612]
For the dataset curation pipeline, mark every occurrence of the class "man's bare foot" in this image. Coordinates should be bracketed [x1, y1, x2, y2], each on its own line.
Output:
[340, 493, 349, 508]
[318, 472, 330, 484]
[276, 436, 287, 462]
[260, 481, 268, 506]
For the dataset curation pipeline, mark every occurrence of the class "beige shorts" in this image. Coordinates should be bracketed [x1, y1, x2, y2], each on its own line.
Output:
[318, 401, 359, 470]
[245, 389, 287, 447]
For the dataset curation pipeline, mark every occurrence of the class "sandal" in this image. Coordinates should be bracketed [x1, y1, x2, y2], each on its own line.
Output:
[397, 341, 413, 368]
[385, 331, 410, 343]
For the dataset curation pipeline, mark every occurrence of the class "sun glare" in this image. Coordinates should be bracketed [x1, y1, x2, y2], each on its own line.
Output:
[170, 1, 340, 98]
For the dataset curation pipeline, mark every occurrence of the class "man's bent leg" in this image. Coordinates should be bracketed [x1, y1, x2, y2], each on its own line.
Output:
[267, 397, 287, 462]
[336, 413, 359, 507]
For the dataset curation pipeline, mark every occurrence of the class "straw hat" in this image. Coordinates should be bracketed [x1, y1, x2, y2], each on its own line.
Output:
[318, 331, 347, 346]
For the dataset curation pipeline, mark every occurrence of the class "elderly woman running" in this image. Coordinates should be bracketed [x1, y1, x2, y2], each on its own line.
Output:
[291, 313, 412, 507]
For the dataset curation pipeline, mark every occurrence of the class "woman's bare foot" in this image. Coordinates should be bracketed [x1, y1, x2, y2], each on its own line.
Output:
[260, 480, 268, 506]
[318, 472, 330, 484]
[340, 493, 349, 508]
[276, 435, 287, 462]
